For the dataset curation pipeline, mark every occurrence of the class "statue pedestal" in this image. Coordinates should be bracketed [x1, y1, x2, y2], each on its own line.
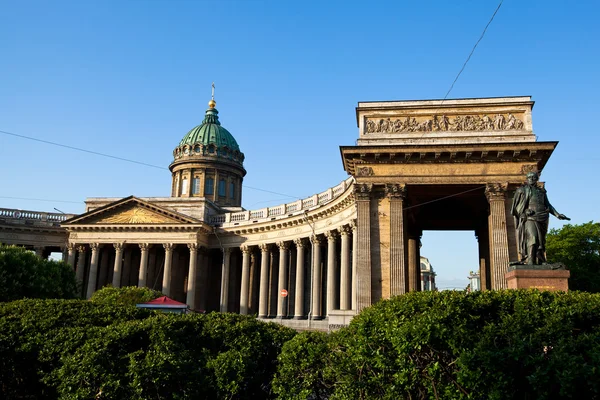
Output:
[505, 264, 570, 292]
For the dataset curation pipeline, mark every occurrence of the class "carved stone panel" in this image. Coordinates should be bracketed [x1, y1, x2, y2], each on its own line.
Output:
[90, 205, 181, 224]
[366, 113, 525, 134]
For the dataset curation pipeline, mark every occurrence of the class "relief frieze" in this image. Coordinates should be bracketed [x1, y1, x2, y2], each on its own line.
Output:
[365, 113, 524, 134]
[94, 206, 180, 224]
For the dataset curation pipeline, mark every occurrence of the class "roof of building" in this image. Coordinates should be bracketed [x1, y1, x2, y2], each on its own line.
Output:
[172, 99, 245, 169]
[179, 101, 240, 152]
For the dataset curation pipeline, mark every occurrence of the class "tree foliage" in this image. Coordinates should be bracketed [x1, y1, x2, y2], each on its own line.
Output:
[0, 299, 152, 399]
[274, 290, 600, 400]
[0, 299, 295, 399]
[0, 244, 78, 301]
[546, 221, 600, 292]
[90, 285, 163, 307]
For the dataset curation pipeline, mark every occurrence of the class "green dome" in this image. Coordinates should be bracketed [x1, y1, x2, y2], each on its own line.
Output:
[173, 106, 244, 166]
[179, 108, 241, 152]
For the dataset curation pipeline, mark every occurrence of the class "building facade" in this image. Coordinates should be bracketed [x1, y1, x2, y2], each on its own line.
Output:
[0, 96, 558, 330]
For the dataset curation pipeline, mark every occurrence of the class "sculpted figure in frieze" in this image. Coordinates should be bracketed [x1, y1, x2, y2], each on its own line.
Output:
[365, 113, 525, 134]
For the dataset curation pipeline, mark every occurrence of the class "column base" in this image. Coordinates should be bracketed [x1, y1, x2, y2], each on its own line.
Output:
[293, 316, 308, 320]
[310, 316, 325, 321]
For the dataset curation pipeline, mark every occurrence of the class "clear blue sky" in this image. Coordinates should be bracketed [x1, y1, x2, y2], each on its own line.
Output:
[1, 0, 598, 289]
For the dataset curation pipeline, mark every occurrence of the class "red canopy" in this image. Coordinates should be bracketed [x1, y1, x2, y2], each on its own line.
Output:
[136, 296, 188, 309]
[144, 296, 187, 306]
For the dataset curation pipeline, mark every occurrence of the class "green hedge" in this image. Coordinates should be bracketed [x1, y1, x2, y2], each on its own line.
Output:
[4, 291, 600, 399]
[0, 299, 152, 399]
[0, 245, 78, 301]
[90, 285, 164, 307]
[274, 290, 600, 400]
[0, 300, 295, 399]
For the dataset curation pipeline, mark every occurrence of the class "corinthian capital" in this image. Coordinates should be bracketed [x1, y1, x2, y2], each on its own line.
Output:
[385, 183, 407, 199]
[338, 225, 351, 236]
[485, 183, 508, 201]
[353, 183, 373, 201]
[325, 230, 338, 242]
[293, 238, 306, 248]
[276, 241, 289, 251]
[259, 243, 270, 253]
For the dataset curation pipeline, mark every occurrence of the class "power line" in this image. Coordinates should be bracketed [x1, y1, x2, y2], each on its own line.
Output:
[403, 186, 486, 211]
[0, 128, 302, 200]
[0, 196, 83, 204]
[440, 0, 504, 103]
[0, 129, 166, 170]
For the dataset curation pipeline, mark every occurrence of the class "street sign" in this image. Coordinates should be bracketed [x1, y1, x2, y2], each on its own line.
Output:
[280, 289, 288, 297]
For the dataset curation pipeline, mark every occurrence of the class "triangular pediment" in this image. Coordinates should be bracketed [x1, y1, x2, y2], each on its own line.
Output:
[63, 196, 200, 225]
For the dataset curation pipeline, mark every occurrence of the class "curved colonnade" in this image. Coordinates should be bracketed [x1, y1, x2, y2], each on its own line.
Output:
[64, 177, 357, 323]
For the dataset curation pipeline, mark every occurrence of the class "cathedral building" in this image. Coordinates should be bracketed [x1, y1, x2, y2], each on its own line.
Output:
[0, 95, 558, 330]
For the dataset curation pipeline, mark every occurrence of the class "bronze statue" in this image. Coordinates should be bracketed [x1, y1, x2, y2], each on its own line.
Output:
[510, 171, 570, 265]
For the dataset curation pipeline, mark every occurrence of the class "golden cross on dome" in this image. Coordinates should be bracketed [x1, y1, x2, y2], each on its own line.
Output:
[208, 82, 216, 108]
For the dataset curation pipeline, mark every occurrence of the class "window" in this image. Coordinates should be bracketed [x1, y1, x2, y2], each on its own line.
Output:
[181, 178, 188, 195]
[229, 182, 235, 199]
[192, 177, 200, 195]
[218, 179, 226, 197]
[205, 177, 214, 195]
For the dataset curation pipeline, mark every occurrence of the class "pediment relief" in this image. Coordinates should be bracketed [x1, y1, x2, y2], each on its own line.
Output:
[88, 205, 182, 224]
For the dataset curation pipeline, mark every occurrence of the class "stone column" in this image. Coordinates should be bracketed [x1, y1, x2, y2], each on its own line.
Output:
[34, 246, 45, 259]
[351, 220, 357, 310]
[486, 183, 510, 289]
[61, 246, 68, 263]
[186, 243, 198, 308]
[338, 225, 351, 310]
[276, 241, 290, 318]
[325, 230, 338, 315]
[310, 235, 323, 319]
[112, 243, 124, 288]
[196, 247, 208, 311]
[476, 229, 490, 290]
[258, 244, 270, 318]
[67, 243, 76, 269]
[293, 238, 306, 319]
[387, 183, 408, 295]
[354, 183, 372, 312]
[98, 248, 110, 288]
[86, 243, 100, 299]
[138, 243, 150, 288]
[75, 246, 86, 294]
[220, 247, 231, 313]
[407, 234, 421, 291]
[162, 243, 174, 296]
[239, 245, 252, 315]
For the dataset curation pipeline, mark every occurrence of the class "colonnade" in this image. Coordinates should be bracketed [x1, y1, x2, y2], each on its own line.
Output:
[67, 242, 206, 304]
[67, 221, 358, 319]
[219, 222, 357, 319]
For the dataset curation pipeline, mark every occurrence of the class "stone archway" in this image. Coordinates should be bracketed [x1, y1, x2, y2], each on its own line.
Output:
[341, 96, 558, 312]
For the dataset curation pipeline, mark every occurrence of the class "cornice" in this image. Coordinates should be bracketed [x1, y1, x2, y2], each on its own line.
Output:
[340, 141, 557, 176]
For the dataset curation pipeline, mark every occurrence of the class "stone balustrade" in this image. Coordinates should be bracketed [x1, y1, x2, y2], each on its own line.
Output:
[211, 177, 353, 226]
[0, 207, 75, 225]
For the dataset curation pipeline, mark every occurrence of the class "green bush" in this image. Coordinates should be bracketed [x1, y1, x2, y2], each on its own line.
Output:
[274, 290, 600, 400]
[0, 300, 295, 400]
[90, 285, 163, 307]
[0, 244, 78, 301]
[55, 312, 296, 399]
[0, 299, 152, 399]
[272, 331, 333, 399]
